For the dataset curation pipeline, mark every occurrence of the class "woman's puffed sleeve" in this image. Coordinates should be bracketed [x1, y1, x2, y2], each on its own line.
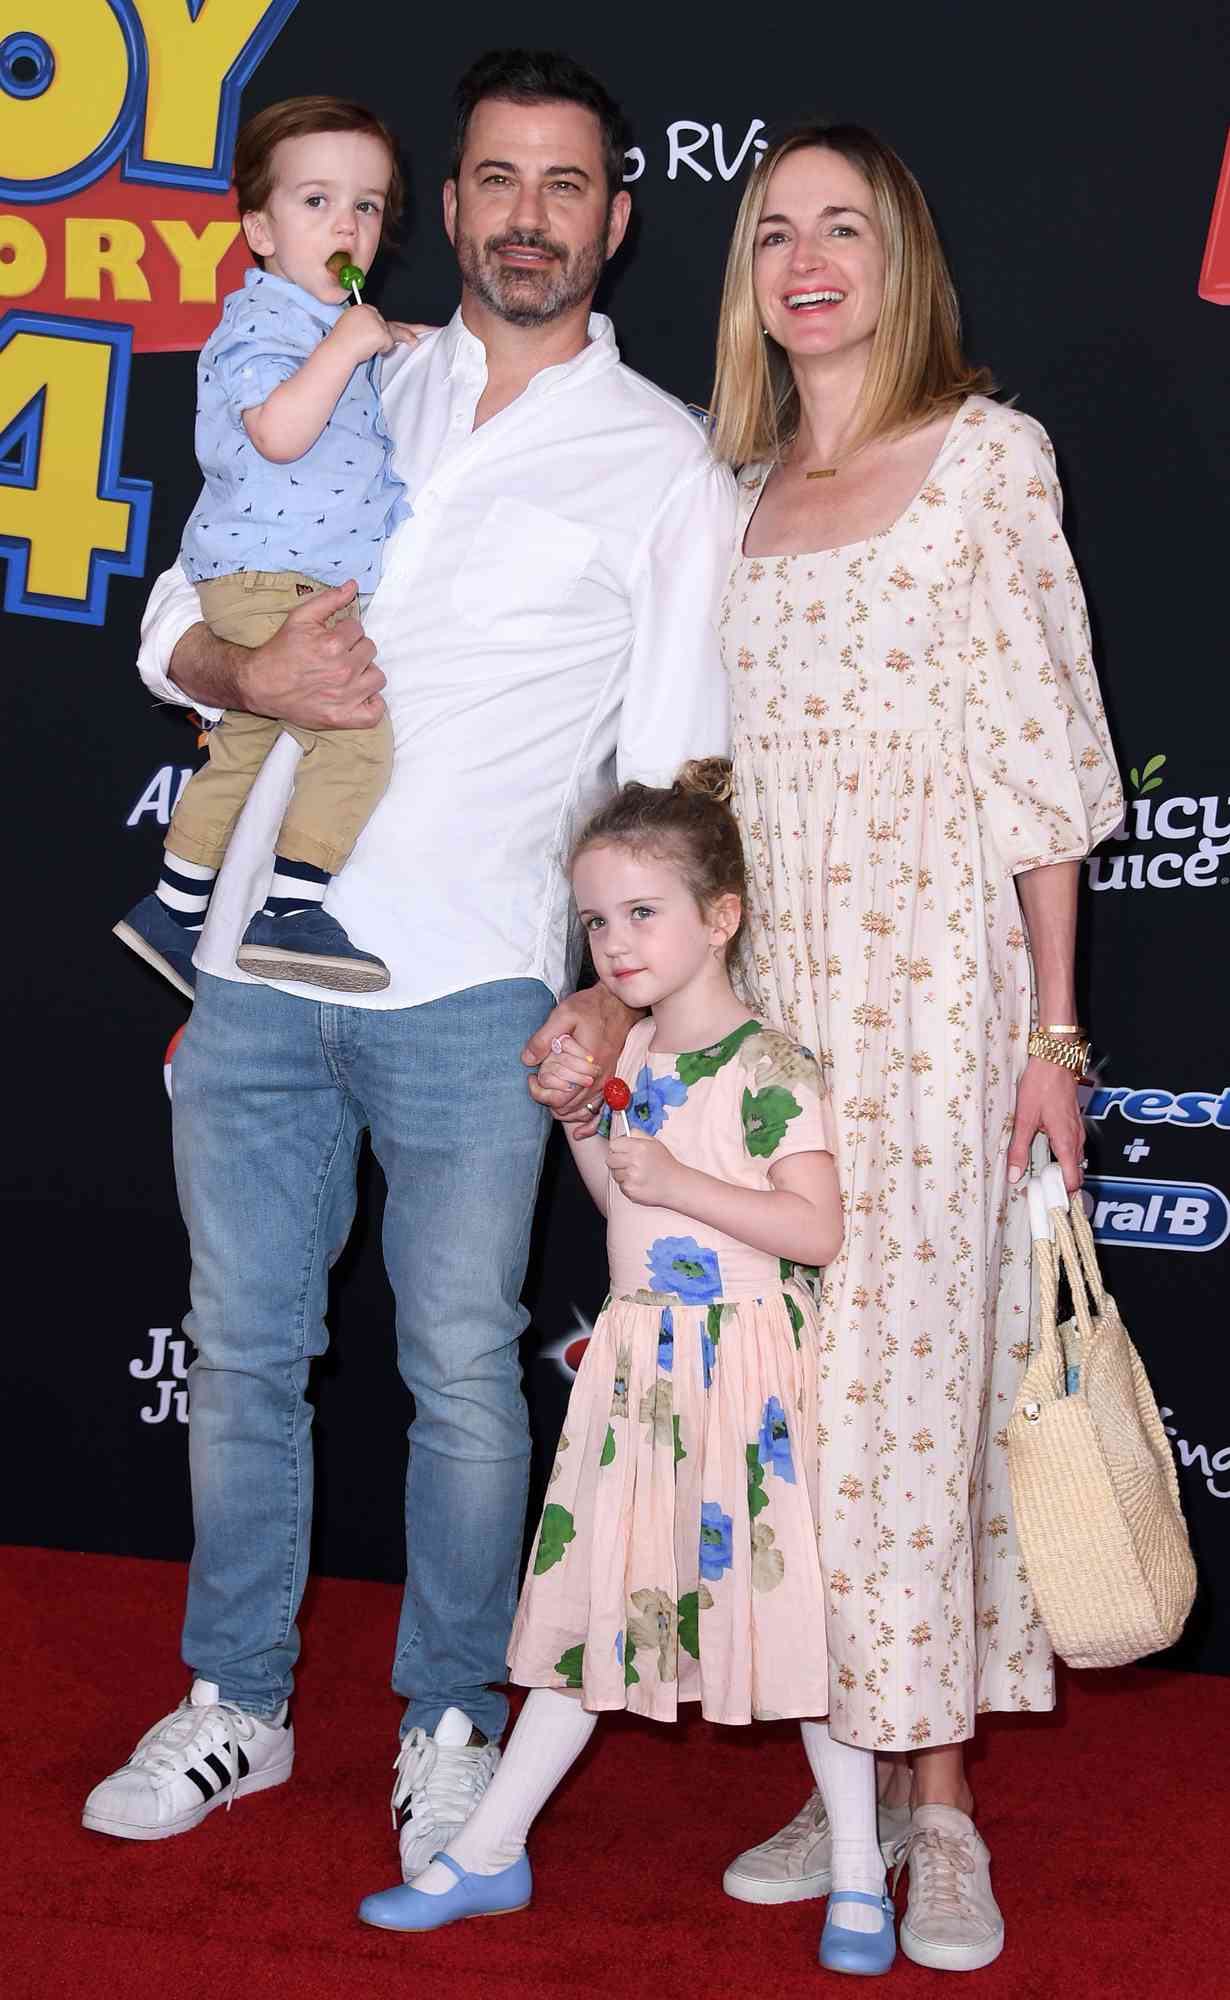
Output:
[962, 411, 1123, 875]
[737, 1030, 838, 1164]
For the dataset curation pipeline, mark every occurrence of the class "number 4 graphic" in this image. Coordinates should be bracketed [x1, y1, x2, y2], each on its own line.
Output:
[0, 312, 151, 623]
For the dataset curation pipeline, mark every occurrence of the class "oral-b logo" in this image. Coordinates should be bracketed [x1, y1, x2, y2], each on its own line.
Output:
[1084, 1086, 1230, 1130]
[1081, 1176, 1230, 1253]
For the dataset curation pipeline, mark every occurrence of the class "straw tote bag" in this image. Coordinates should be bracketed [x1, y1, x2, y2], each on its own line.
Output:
[1006, 1164, 1197, 1669]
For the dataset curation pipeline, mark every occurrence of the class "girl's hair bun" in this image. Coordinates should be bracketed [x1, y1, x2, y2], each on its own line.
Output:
[674, 757, 734, 804]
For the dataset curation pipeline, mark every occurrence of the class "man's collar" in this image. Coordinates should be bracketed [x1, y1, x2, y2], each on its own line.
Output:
[442, 307, 619, 387]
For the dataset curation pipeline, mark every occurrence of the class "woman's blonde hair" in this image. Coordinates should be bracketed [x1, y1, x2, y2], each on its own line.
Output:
[710, 123, 993, 467]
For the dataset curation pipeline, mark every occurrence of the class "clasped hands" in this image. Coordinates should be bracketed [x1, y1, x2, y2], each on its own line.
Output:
[533, 1030, 683, 1207]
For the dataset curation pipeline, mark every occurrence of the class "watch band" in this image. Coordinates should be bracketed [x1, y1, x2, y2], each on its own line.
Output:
[1027, 1029, 1090, 1075]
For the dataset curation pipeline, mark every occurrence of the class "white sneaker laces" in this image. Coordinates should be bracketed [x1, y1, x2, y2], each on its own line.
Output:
[131, 1699, 255, 1814]
[760, 1790, 829, 1853]
[390, 1728, 487, 1838]
[897, 1824, 975, 1915]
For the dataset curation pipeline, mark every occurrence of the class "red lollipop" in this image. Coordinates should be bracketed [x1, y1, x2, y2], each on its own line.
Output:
[603, 1075, 632, 1135]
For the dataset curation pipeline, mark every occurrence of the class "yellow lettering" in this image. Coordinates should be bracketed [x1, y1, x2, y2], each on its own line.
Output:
[152, 219, 241, 303]
[0, 331, 130, 598]
[0, 215, 47, 297]
[134, 0, 277, 174]
[0, 0, 131, 184]
[65, 218, 151, 303]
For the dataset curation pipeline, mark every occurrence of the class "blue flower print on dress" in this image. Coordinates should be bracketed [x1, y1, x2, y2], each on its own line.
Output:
[647, 1236, 723, 1304]
[699, 1501, 734, 1581]
[757, 1396, 796, 1484]
[658, 1306, 674, 1372]
[700, 1324, 716, 1390]
[631, 1063, 688, 1136]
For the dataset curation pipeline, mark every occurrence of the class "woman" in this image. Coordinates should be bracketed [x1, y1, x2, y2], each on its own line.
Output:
[528, 122, 1121, 1972]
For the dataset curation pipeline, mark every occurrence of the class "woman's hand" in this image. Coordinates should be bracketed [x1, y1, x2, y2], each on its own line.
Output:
[1007, 1057, 1085, 1192]
[607, 1132, 684, 1208]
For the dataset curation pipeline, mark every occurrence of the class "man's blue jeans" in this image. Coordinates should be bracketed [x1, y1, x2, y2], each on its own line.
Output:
[172, 971, 551, 1741]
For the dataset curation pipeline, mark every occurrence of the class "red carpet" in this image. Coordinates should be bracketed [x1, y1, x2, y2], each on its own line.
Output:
[4, 1545, 1227, 2000]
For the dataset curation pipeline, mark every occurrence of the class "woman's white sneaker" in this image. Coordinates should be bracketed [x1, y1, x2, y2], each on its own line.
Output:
[722, 1791, 913, 1905]
[81, 1678, 294, 1840]
[898, 1804, 1005, 1970]
[392, 1707, 501, 1880]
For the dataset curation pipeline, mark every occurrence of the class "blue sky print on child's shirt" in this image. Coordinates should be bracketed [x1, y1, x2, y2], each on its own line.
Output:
[631, 1063, 688, 1136]
[757, 1396, 796, 1483]
[658, 1306, 674, 1372]
[699, 1501, 734, 1580]
[647, 1236, 723, 1303]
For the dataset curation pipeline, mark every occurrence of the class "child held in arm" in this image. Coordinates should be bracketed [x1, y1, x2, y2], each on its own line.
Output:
[115, 96, 414, 999]
[355, 764, 900, 1977]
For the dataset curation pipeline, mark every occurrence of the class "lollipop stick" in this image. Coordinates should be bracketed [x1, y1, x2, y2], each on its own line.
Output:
[351, 283, 362, 306]
[618, 1110, 630, 1138]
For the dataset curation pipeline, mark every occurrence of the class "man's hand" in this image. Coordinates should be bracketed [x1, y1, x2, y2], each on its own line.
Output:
[608, 1131, 683, 1209]
[170, 581, 386, 732]
[523, 986, 641, 1137]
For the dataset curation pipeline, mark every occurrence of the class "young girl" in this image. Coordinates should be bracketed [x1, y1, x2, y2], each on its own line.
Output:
[357, 763, 895, 1974]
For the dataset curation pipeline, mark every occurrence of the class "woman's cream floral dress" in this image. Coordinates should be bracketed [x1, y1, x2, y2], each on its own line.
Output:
[720, 398, 1122, 1748]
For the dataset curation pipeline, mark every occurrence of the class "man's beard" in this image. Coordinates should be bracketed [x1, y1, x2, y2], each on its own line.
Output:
[455, 222, 609, 327]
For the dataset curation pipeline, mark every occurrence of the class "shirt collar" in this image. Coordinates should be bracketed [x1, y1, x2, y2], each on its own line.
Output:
[441, 307, 620, 394]
[243, 265, 344, 329]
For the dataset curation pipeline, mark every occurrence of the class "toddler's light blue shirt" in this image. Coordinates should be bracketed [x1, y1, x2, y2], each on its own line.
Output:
[181, 267, 408, 590]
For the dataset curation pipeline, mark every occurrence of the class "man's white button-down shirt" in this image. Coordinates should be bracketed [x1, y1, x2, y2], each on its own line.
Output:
[138, 311, 736, 1009]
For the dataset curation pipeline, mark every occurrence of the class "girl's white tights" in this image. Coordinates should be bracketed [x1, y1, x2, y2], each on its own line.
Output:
[409, 1688, 598, 1895]
[800, 1719, 885, 1933]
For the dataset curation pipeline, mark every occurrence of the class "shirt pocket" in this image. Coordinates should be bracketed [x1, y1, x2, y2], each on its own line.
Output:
[451, 497, 599, 633]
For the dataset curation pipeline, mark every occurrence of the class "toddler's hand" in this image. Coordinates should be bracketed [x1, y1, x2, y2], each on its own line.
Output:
[607, 1132, 682, 1208]
[329, 303, 398, 363]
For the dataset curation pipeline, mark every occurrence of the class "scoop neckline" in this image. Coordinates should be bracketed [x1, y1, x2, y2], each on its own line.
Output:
[644, 1017, 761, 1063]
[737, 398, 966, 564]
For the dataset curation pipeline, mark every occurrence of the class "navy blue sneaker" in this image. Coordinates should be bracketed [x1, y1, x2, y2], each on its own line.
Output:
[236, 907, 391, 994]
[113, 894, 197, 1000]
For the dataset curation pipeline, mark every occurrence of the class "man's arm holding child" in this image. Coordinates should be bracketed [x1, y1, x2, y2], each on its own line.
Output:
[139, 566, 387, 729]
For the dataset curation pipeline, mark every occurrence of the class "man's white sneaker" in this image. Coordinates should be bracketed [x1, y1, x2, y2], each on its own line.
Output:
[898, 1804, 1005, 1971]
[81, 1678, 294, 1841]
[722, 1790, 913, 1905]
[392, 1706, 501, 1880]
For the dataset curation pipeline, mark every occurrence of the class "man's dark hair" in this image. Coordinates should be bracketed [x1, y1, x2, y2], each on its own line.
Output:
[451, 49, 631, 203]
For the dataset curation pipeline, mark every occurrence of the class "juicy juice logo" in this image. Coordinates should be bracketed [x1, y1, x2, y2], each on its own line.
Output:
[0, 0, 297, 624]
[1086, 756, 1230, 892]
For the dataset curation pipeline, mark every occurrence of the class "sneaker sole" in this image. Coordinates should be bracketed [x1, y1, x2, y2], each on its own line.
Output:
[722, 1831, 909, 1906]
[113, 921, 195, 1002]
[235, 945, 390, 993]
[81, 1744, 294, 1841]
[899, 1920, 1005, 1972]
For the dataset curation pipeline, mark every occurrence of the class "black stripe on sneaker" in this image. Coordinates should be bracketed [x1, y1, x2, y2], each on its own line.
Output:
[238, 1747, 250, 1779]
[204, 1753, 232, 1790]
[186, 1765, 215, 1801]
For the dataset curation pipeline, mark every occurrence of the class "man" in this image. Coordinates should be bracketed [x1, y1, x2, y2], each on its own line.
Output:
[84, 49, 734, 1879]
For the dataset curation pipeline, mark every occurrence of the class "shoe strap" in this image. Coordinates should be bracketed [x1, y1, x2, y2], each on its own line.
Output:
[828, 1891, 891, 1911]
[429, 1852, 467, 1885]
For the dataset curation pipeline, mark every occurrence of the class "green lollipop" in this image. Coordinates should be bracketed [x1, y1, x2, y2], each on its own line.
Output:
[326, 251, 365, 303]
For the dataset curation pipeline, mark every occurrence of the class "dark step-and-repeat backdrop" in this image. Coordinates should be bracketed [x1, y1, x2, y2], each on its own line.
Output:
[2, 3, 1228, 1674]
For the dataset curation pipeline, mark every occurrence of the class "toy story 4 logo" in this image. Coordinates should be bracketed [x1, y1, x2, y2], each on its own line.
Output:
[0, 0, 297, 625]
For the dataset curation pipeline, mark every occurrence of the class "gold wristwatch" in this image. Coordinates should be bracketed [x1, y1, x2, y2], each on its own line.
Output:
[1026, 1024, 1091, 1076]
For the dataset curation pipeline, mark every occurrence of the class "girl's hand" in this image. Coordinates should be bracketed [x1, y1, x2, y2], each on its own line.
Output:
[536, 1037, 601, 1124]
[607, 1131, 683, 1208]
[1007, 1057, 1085, 1192]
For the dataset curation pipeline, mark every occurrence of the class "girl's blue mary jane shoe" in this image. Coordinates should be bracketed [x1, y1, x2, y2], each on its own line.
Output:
[358, 1851, 532, 1932]
[819, 1890, 898, 1975]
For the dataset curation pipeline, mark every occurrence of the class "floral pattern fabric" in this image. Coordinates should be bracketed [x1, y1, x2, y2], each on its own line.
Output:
[508, 1016, 836, 1723]
[720, 398, 1123, 1747]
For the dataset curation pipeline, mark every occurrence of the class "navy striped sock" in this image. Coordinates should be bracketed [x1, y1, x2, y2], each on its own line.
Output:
[156, 853, 218, 931]
[261, 856, 332, 918]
